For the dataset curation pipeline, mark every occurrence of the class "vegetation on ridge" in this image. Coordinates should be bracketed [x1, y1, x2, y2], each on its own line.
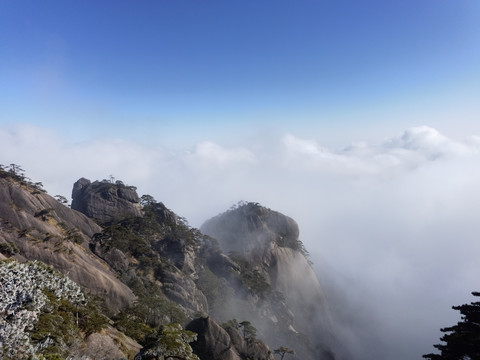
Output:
[220, 201, 312, 261]
[0, 163, 46, 194]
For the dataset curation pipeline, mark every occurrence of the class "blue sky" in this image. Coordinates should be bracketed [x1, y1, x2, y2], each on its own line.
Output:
[1, 0, 479, 145]
[2, 2, 480, 359]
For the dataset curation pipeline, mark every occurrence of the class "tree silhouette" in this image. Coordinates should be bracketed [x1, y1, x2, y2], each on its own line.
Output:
[423, 292, 480, 359]
[55, 195, 69, 205]
[7, 163, 24, 176]
[141, 194, 157, 207]
[239, 321, 257, 341]
[222, 318, 240, 331]
[274, 346, 295, 360]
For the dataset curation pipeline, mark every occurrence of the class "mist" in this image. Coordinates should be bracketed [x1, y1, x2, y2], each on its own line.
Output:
[2, 123, 480, 359]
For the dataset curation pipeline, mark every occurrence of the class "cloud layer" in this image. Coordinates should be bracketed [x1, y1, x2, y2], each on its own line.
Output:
[2, 124, 480, 359]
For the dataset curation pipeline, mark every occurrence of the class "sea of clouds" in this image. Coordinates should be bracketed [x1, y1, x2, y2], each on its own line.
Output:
[2, 124, 480, 359]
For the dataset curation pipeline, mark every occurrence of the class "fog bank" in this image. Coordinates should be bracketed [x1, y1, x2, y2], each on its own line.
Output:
[2, 124, 480, 359]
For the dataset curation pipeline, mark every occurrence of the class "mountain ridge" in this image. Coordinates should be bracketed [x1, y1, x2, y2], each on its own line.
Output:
[0, 166, 337, 360]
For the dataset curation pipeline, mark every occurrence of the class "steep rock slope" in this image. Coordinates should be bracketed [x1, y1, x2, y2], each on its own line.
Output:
[0, 176, 136, 311]
[201, 202, 336, 360]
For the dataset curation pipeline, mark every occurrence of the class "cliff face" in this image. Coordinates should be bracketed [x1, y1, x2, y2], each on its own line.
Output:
[187, 317, 275, 360]
[201, 202, 335, 360]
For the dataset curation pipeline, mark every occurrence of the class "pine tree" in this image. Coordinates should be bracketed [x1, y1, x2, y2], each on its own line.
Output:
[424, 292, 480, 359]
[274, 346, 295, 360]
[239, 321, 257, 340]
[134, 323, 200, 360]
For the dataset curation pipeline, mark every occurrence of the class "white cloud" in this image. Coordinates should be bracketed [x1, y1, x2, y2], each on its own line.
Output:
[2, 123, 480, 359]
[283, 133, 324, 156]
[281, 126, 479, 178]
[187, 140, 257, 164]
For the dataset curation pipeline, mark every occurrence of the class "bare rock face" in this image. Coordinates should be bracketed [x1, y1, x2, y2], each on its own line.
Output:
[207, 252, 241, 279]
[71, 178, 142, 224]
[90, 240, 130, 274]
[0, 177, 136, 312]
[161, 268, 209, 312]
[186, 317, 275, 360]
[83, 332, 127, 360]
[187, 317, 241, 360]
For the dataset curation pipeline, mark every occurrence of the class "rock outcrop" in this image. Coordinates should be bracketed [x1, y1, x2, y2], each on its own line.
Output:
[187, 317, 242, 360]
[186, 317, 275, 360]
[71, 178, 142, 224]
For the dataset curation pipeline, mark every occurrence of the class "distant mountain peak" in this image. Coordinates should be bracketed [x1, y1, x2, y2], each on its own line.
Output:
[201, 201, 301, 259]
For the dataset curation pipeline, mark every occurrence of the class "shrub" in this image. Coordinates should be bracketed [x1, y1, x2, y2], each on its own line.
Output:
[64, 228, 83, 244]
[0, 242, 18, 256]
[114, 296, 187, 344]
[230, 254, 271, 298]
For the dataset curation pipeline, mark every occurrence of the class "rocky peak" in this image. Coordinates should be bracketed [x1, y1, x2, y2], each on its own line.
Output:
[71, 177, 142, 224]
[201, 202, 336, 360]
[200, 202, 300, 263]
